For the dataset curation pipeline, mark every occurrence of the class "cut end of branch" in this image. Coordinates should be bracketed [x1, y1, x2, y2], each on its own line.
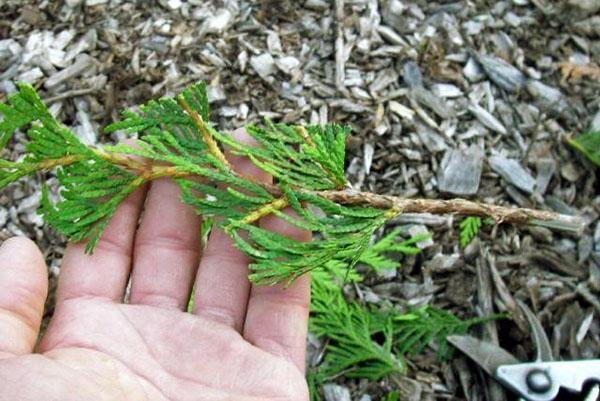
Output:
[529, 217, 584, 235]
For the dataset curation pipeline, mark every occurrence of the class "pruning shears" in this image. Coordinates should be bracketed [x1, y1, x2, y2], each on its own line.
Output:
[448, 300, 600, 401]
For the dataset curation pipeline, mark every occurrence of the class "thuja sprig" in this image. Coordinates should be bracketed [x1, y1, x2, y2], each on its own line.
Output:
[0, 82, 583, 285]
[568, 130, 600, 167]
[309, 272, 404, 381]
[308, 264, 500, 390]
[459, 216, 482, 248]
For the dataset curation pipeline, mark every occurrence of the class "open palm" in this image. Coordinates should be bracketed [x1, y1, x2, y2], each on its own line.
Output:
[0, 130, 310, 401]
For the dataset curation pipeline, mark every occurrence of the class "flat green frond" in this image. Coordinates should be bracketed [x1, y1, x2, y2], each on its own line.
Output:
[26, 119, 89, 160]
[459, 216, 482, 248]
[0, 85, 147, 250]
[177, 178, 271, 221]
[301, 124, 349, 187]
[0, 86, 92, 190]
[178, 81, 210, 121]
[316, 260, 363, 287]
[106, 82, 209, 132]
[569, 131, 600, 167]
[40, 160, 141, 252]
[0, 160, 37, 189]
[106, 131, 204, 167]
[0, 83, 57, 149]
[104, 82, 209, 157]
[226, 196, 389, 285]
[213, 121, 349, 191]
[310, 275, 405, 381]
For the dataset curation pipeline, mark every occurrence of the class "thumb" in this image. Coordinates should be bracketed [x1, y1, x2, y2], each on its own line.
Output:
[0, 237, 48, 359]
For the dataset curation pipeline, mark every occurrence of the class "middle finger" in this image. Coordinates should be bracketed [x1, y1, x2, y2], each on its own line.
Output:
[129, 178, 201, 310]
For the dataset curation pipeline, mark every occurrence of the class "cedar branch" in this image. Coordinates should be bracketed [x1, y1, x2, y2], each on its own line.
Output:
[84, 150, 584, 233]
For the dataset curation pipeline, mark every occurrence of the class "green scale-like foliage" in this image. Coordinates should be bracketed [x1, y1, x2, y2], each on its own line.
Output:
[226, 191, 392, 284]
[216, 121, 348, 190]
[104, 81, 210, 160]
[459, 216, 482, 248]
[310, 273, 404, 381]
[359, 227, 430, 272]
[0, 83, 57, 149]
[307, 265, 498, 396]
[569, 130, 600, 167]
[1, 84, 145, 251]
[0, 81, 393, 285]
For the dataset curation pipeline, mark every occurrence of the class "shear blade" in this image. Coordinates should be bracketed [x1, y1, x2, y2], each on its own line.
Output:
[447, 335, 520, 376]
[516, 299, 553, 362]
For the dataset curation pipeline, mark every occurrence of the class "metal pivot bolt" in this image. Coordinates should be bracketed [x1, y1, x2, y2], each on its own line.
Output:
[526, 369, 552, 393]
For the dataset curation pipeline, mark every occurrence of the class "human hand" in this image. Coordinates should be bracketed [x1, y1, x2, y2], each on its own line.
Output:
[0, 129, 310, 401]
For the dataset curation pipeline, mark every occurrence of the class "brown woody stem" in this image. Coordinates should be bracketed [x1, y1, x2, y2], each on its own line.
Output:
[317, 190, 583, 233]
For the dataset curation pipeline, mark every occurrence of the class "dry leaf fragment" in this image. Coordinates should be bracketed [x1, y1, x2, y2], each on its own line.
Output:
[557, 62, 600, 83]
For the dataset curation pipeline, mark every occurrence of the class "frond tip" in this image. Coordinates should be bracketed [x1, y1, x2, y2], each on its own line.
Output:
[215, 120, 349, 191]
[389, 306, 496, 357]
[0, 82, 57, 149]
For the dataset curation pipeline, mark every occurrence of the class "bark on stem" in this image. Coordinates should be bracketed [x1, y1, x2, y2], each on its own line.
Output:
[317, 190, 583, 233]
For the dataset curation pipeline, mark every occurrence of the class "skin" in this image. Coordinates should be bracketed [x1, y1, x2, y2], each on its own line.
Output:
[0, 129, 310, 401]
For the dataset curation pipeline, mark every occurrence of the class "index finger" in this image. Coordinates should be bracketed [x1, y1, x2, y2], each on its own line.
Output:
[56, 186, 146, 303]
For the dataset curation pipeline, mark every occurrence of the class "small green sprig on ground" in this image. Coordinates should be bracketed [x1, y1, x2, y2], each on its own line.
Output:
[569, 130, 600, 167]
[388, 305, 499, 357]
[310, 272, 403, 381]
[308, 241, 499, 400]
[459, 216, 482, 248]
[381, 391, 400, 401]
